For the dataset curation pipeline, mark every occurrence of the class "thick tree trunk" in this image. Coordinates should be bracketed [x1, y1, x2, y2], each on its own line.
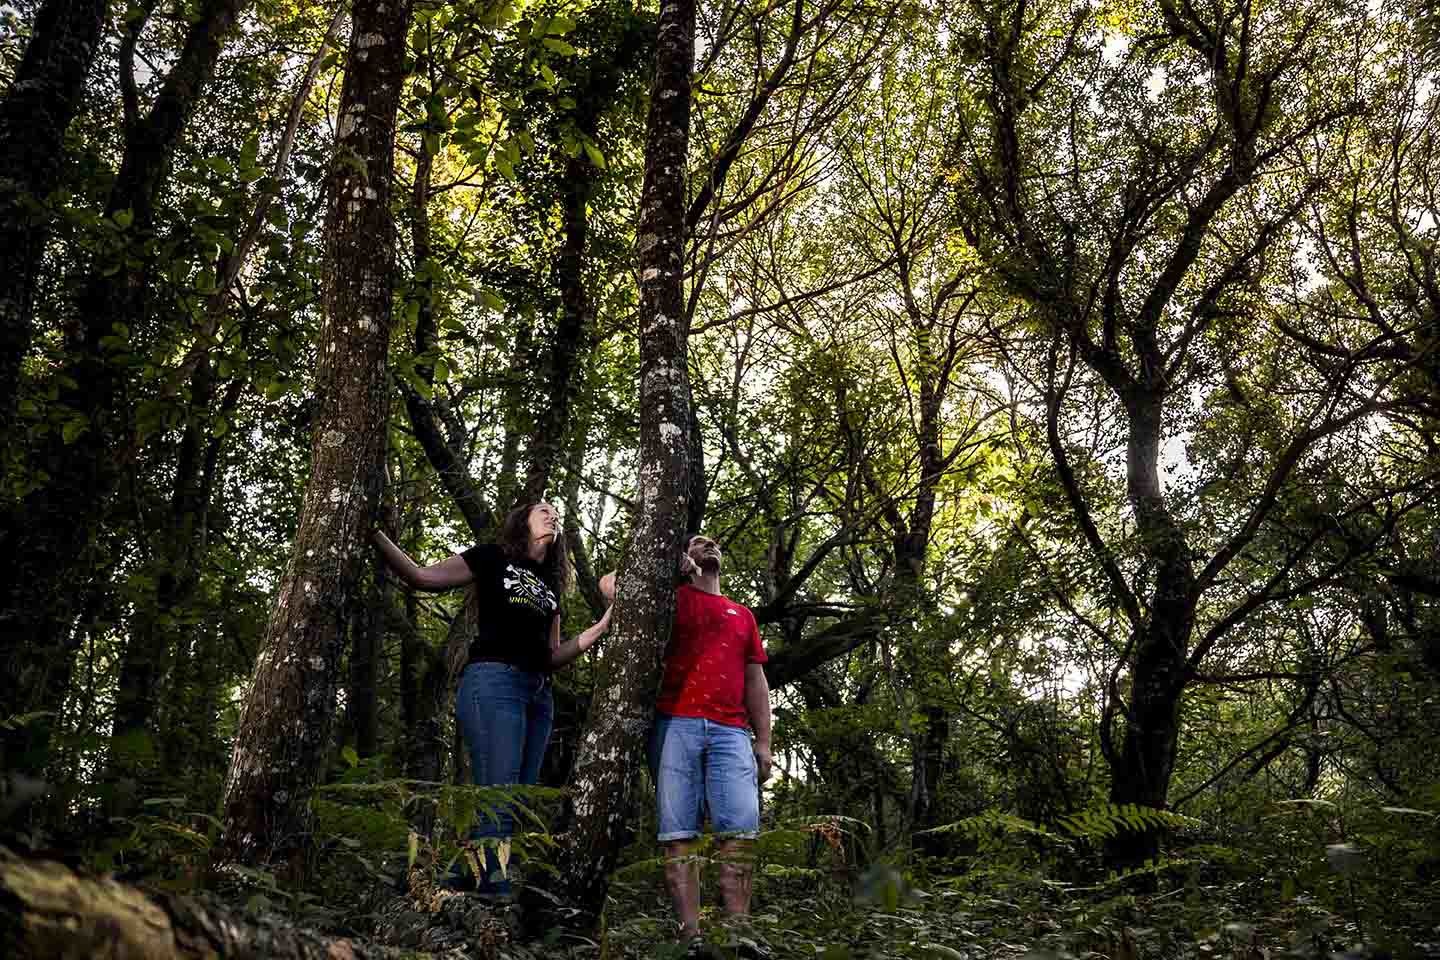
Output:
[1104, 618, 1190, 865]
[218, 0, 411, 868]
[550, 0, 696, 920]
[0, 847, 422, 959]
[0, 0, 246, 777]
[0, 0, 108, 436]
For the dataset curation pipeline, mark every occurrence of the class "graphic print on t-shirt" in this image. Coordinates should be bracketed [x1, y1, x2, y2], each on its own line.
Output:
[460, 543, 559, 672]
[503, 563, 557, 616]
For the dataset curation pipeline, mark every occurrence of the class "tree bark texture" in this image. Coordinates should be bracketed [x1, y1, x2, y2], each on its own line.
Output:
[0, 0, 245, 777]
[0, 846, 422, 960]
[0, 0, 108, 438]
[552, 0, 696, 919]
[218, 0, 412, 867]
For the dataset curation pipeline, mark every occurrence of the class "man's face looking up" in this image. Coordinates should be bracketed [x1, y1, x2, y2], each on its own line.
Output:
[687, 535, 722, 573]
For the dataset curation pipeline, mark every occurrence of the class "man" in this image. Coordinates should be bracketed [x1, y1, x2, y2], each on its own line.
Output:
[601, 534, 772, 943]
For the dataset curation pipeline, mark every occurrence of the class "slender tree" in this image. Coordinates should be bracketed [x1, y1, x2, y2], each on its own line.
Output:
[951, 0, 1380, 864]
[110, 10, 345, 782]
[218, 0, 413, 867]
[552, 0, 696, 918]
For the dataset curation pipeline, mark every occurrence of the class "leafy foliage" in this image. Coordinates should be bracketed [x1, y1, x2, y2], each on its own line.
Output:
[3, 0, 1440, 954]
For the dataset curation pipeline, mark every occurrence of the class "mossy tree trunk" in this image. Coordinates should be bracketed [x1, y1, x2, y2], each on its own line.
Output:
[217, 0, 413, 868]
[552, 0, 696, 920]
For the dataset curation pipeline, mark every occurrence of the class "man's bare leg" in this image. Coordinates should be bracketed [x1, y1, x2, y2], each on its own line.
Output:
[716, 838, 754, 918]
[663, 840, 702, 938]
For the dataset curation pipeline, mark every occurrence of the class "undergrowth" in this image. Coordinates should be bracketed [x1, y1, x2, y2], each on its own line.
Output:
[69, 776, 1440, 959]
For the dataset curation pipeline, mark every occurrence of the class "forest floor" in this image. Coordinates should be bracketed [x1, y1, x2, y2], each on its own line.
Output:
[357, 856, 1440, 960]
[5, 836, 1438, 959]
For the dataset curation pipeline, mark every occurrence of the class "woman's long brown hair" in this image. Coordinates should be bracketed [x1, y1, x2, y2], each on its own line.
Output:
[496, 502, 571, 595]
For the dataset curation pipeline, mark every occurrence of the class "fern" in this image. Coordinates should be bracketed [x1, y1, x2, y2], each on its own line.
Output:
[917, 809, 1070, 845]
[1057, 803, 1198, 842]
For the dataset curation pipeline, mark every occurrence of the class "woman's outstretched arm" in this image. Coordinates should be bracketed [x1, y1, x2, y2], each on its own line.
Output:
[373, 530, 475, 591]
[549, 606, 612, 668]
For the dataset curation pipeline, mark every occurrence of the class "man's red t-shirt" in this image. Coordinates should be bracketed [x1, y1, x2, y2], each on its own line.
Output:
[656, 584, 768, 729]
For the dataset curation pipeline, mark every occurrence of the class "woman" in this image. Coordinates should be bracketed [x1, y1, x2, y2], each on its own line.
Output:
[373, 502, 611, 895]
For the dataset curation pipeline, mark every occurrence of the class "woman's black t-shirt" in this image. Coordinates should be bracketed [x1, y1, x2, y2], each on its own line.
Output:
[461, 543, 559, 674]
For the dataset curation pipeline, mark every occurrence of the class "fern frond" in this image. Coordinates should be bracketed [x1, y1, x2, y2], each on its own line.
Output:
[1056, 803, 1198, 841]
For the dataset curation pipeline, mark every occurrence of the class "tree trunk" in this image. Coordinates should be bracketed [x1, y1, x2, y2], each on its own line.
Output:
[494, 316, 535, 510]
[401, 136, 494, 540]
[909, 705, 949, 855]
[1103, 393, 1196, 869]
[550, 0, 696, 920]
[895, 367, 948, 851]
[0, 0, 108, 436]
[520, 154, 596, 505]
[346, 553, 384, 759]
[110, 356, 218, 784]
[0, 846, 423, 959]
[0, 0, 246, 777]
[562, 407, 606, 616]
[1104, 618, 1189, 866]
[399, 590, 422, 767]
[406, 597, 471, 785]
[218, 0, 411, 868]
[109, 9, 334, 780]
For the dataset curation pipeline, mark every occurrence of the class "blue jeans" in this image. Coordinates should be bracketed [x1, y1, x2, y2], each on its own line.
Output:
[454, 661, 554, 892]
[648, 713, 760, 842]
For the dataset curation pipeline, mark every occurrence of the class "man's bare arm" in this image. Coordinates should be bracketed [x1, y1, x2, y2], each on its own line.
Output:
[744, 662, 773, 782]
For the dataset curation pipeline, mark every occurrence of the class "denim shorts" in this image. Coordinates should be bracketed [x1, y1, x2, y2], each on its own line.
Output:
[648, 713, 759, 842]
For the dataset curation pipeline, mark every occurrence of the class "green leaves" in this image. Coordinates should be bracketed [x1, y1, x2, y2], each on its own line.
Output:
[60, 417, 89, 444]
[474, 287, 506, 311]
[1055, 804, 1199, 842]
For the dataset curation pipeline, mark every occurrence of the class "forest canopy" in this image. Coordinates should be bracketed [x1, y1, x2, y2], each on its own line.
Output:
[1, 0, 1438, 956]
